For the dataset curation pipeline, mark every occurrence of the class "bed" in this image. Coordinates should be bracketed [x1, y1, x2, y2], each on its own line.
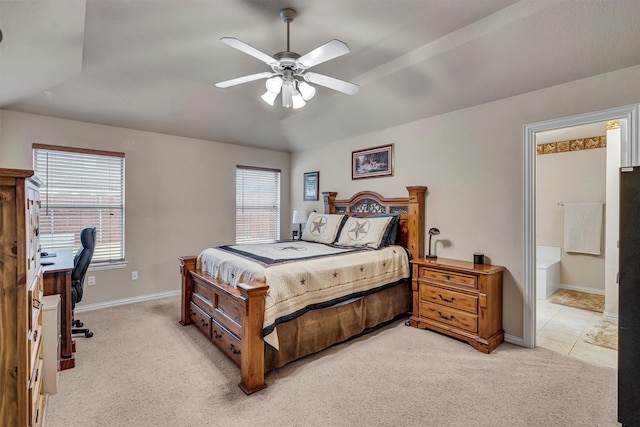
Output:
[179, 186, 426, 394]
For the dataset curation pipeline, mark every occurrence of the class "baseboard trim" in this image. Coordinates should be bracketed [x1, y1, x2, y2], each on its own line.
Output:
[559, 284, 605, 296]
[74, 290, 181, 313]
[603, 311, 619, 322]
[504, 333, 524, 347]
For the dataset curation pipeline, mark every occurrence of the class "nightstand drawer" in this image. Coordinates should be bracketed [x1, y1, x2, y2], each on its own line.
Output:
[420, 302, 478, 333]
[420, 267, 477, 289]
[420, 284, 478, 314]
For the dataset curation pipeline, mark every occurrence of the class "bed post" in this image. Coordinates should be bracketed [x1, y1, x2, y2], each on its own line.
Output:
[178, 256, 197, 325]
[406, 186, 426, 259]
[323, 191, 337, 213]
[237, 282, 269, 394]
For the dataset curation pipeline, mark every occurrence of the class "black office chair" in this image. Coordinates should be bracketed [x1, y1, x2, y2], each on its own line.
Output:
[71, 226, 96, 338]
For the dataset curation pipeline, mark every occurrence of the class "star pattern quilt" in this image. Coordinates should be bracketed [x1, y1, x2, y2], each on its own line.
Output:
[197, 241, 410, 349]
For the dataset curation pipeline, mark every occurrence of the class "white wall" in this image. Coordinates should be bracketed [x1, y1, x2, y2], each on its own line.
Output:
[291, 64, 640, 339]
[536, 147, 606, 291]
[0, 110, 291, 306]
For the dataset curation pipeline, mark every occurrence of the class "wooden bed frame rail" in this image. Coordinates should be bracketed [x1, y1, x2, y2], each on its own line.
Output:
[179, 186, 426, 394]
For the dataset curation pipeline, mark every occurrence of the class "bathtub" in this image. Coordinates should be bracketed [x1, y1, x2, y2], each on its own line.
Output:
[536, 246, 561, 299]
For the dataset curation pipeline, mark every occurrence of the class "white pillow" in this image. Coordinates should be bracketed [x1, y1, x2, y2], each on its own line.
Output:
[301, 213, 346, 244]
[335, 215, 393, 249]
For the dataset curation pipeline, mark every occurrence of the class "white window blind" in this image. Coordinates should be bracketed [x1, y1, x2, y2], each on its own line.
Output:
[33, 145, 125, 264]
[236, 166, 281, 244]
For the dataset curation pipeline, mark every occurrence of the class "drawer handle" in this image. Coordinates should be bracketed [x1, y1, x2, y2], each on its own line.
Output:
[212, 330, 222, 340]
[33, 330, 38, 342]
[437, 311, 456, 321]
[438, 294, 456, 303]
[201, 319, 209, 328]
[442, 274, 453, 280]
[33, 298, 42, 309]
[230, 344, 241, 355]
[34, 367, 39, 382]
[189, 309, 196, 318]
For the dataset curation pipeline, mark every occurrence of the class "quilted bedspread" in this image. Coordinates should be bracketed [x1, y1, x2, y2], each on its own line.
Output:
[197, 241, 410, 349]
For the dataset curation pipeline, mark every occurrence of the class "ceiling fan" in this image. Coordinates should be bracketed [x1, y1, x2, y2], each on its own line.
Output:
[215, 8, 359, 109]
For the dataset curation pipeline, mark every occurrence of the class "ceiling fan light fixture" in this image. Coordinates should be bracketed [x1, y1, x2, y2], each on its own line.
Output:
[292, 89, 306, 109]
[261, 90, 278, 106]
[282, 80, 294, 108]
[265, 76, 283, 94]
[298, 81, 316, 101]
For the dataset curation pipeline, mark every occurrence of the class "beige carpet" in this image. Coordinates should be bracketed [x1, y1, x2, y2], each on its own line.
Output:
[549, 289, 605, 313]
[44, 297, 619, 427]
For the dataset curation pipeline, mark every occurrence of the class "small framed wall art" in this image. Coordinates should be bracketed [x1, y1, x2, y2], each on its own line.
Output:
[303, 171, 319, 201]
[352, 143, 394, 179]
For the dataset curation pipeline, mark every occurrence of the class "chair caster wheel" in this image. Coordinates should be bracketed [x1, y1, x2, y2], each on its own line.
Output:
[85, 331, 94, 338]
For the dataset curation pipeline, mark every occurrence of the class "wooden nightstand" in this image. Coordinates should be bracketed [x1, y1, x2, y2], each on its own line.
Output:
[409, 257, 505, 354]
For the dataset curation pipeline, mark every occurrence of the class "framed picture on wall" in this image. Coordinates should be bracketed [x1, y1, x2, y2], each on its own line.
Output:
[303, 171, 319, 201]
[352, 144, 394, 179]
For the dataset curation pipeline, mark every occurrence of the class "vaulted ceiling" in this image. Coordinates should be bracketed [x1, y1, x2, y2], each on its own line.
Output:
[1, 0, 639, 152]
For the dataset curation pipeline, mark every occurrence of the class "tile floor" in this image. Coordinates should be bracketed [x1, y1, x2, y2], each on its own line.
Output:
[536, 298, 618, 369]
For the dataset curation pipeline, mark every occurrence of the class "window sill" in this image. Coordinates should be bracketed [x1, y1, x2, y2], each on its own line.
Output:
[88, 261, 128, 271]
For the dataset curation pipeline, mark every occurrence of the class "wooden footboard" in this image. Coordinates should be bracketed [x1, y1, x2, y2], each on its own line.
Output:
[179, 256, 269, 394]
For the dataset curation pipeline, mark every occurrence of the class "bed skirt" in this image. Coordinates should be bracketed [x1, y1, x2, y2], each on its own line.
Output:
[265, 280, 411, 371]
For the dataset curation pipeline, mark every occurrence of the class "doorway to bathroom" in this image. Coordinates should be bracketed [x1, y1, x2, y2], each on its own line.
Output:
[522, 104, 639, 365]
[534, 121, 617, 368]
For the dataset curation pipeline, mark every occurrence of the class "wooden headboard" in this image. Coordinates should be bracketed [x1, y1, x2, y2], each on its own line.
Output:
[323, 186, 427, 258]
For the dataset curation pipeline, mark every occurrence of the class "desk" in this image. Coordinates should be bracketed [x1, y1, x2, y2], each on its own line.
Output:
[42, 250, 75, 370]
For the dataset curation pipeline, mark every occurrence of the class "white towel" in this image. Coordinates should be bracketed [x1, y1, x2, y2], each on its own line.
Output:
[563, 203, 603, 255]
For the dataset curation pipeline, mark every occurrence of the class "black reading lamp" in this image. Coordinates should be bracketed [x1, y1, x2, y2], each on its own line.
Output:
[427, 227, 440, 258]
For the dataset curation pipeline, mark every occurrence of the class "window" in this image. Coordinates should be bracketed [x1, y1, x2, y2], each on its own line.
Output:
[33, 144, 125, 264]
[236, 166, 281, 244]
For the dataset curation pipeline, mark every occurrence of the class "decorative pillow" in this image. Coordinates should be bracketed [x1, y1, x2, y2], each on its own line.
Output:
[354, 213, 399, 246]
[335, 215, 394, 249]
[368, 213, 400, 246]
[385, 214, 400, 245]
[301, 213, 347, 244]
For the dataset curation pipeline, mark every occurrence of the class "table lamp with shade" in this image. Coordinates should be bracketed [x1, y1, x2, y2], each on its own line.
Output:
[292, 210, 308, 240]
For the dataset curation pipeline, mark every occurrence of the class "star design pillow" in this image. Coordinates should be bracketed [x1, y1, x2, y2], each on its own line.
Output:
[301, 212, 347, 244]
[335, 215, 394, 249]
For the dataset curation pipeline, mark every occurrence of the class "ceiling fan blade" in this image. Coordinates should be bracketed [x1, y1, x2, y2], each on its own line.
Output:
[215, 72, 273, 88]
[296, 39, 350, 69]
[220, 37, 278, 66]
[304, 72, 359, 95]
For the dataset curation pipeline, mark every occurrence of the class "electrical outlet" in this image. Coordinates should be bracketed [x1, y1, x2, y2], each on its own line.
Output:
[88, 276, 96, 286]
[132, 271, 138, 280]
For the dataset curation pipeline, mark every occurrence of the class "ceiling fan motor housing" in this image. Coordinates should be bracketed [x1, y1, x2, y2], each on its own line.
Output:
[272, 51, 301, 73]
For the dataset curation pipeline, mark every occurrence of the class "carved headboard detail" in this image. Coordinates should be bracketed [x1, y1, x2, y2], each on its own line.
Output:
[323, 186, 426, 258]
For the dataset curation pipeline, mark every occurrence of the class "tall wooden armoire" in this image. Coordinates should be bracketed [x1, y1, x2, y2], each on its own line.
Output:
[0, 169, 46, 427]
